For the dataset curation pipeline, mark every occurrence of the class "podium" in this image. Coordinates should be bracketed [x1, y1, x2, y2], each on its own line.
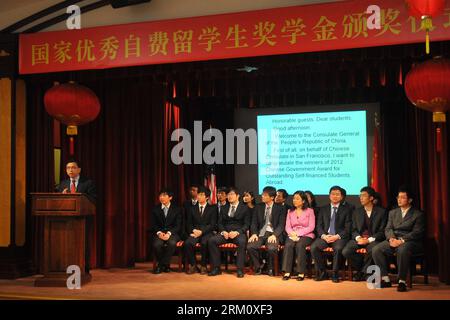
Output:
[31, 193, 95, 287]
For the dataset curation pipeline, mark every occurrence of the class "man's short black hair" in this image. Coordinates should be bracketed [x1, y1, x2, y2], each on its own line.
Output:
[190, 184, 200, 190]
[262, 186, 277, 199]
[277, 189, 288, 200]
[227, 187, 240, 196]
[159, 188, 174, 198]
[398, 185, 415, 202]
[197, 186, 211, 198]
[66, 159, 81, 167]
[360, 186, 376, 198]
[217, 186, 228, 194]
[329, 185, 343, 195]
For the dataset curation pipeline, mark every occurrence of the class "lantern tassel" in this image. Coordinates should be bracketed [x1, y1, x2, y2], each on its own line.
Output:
[69, 137, 75, 156]
[421, 16, 433, 54]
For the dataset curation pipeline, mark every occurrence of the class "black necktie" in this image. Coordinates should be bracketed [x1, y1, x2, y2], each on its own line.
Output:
[200, 206, 204, 216]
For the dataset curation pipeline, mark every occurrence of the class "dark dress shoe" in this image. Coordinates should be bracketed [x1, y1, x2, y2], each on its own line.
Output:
[200, 266, 208, 275]
[153, 266, 162, 274]
[380, 280, 392, 288]
[282, 274, 291, 281]
[237, 269, 245, 278]
[297, 275, 305, 281]
[315, 271, 329, 281]
[163, 265, 171, 273]
[267, 269, 275, 277]
[254, 267, 263, 275]
[331, 273, 340, 283]
[397, 282, 407, 292]
[208, 267, 222, 276]
[186, 265, 197, 274]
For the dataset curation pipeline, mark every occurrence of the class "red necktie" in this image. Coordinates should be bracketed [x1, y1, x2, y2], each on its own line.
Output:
[70, 180, 76, 193]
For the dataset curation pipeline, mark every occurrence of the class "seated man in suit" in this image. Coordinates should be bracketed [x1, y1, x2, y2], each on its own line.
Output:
[150, 188, 182, 274]
[311, 186, 352, 283]
[247, 186, 286, 276]
[343, 186, 387, 281]
[208, 187, 251, 278]
[372, 187, 425, 292]
[57, 160, 97, 203]
[184, 186, 218, 275]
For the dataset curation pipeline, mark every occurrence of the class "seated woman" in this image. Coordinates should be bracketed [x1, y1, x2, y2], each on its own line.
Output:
[281, 191, 316, 281]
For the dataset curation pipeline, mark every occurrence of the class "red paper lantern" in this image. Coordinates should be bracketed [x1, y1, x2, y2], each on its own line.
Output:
[405, 0, 446, 54]
[404, 56, 450, 115]
[44, 82, 101, 154]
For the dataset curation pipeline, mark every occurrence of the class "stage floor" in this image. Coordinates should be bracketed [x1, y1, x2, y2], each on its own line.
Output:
[0, 262, 449, 300]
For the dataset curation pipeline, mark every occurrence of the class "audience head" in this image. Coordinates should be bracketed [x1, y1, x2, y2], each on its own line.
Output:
[329, 186, 344, 205]
[261, 186, 277, 204]
[197, 186, 210, 205]
[243, 190, 256, 207]
[397, 185, 414, 208]
[275, 189, 288, 205]
[188, 184, 199, 200]
[159, 188, 174, 205]
[304, 190, 317, 208]
[217, 186, 228, 203]
[359, 186, 375, 206]
[292, 191, 309, 210]
[227, 187, 240, 204]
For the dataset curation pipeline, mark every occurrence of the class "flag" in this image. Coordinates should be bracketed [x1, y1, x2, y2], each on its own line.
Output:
[204, 164, 217, 205]
[371, 113, 388, 207]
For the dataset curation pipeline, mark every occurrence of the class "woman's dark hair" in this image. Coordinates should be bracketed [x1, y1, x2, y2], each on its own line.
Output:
[292, 191, 309, 210]
[243, 190, 256, 206]
[304, 190, 317, 208]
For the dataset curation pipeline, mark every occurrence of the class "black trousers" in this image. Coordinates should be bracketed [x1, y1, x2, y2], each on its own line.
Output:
[311, 238, 348, 273]
[247, 232, 279, 270]
[372, 240, 424, 281]
[208, 233, 247, 270]
[184, 233, 214, 266]
[152, 234, 181, 266]
[342, 240, 380, 273]
[282, 236, 313, 274]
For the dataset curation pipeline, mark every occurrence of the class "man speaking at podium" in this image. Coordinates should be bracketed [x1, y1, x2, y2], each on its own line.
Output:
[56, 159, 97, 273]
[57, 160, 97, 203]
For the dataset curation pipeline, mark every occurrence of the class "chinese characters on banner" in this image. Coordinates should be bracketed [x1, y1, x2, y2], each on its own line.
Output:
[19, 0, 450, 74]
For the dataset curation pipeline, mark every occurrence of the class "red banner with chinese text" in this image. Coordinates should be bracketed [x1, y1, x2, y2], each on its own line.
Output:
[19, 0, 450, 74]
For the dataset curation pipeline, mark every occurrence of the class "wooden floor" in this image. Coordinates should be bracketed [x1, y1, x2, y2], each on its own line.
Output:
[0, 262, 449, 300]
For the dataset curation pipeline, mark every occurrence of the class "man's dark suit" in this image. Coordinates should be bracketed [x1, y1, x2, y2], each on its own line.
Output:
[311, 204, 352, 273]
[184, 203, 217, 267]
[208, 202, 251, 270]
[342, 206, 387, 273]
[372, 207, 425, 280]
[247, 203, 286, 271]
[150, 204, 182, 267]
[57, 176, 97, 203]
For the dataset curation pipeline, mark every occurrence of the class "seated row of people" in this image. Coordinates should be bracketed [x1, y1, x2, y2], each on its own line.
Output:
[150, 184, 425, 292]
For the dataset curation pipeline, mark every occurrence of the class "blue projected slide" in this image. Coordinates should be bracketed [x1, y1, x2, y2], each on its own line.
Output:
[257, 110, 367, 195]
